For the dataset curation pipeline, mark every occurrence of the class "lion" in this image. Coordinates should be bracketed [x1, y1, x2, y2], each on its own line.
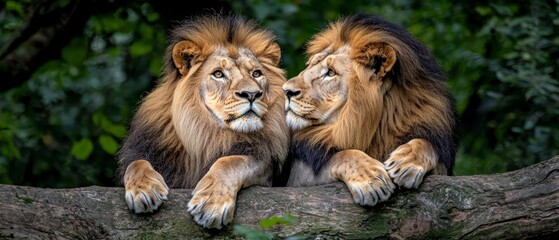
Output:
[116, 13, 289, 229]
[278, 13, 460, 207]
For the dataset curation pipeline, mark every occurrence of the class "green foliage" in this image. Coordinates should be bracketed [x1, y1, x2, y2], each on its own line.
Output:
[455, 0, 559, 174]
[70, 138, 94, 161]
[5, 1, 25, 17]
[259, 213, 298, 228]
[0, 1, 28, 44]
[233, 213, 303, 240]
[0, 0, 557, 188]
[98, 134, 119, 155]
[0, 2, 165, 187]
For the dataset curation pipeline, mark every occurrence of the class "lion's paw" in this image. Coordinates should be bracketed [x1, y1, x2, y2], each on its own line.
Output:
[384, 139, 437, 189]
[187, 175, 236, 229]
[124, 166, 169, 214]
[343, 161, 395, 207]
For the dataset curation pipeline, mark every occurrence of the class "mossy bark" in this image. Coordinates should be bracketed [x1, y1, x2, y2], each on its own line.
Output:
[1, 155, 558, 239]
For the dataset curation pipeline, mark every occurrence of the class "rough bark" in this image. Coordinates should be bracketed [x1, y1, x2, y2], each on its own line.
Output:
[1, 155, 558, 240]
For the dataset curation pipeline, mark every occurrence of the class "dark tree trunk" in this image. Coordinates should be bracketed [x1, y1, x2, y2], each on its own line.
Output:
[1, 155, 558, 239]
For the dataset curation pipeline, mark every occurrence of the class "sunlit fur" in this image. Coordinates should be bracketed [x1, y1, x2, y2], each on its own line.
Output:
[117, 14, 289, 188]
[283, 13, 459, 178]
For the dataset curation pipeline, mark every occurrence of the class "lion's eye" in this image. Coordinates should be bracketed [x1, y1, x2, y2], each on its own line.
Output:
[326, 68, 336, 77]
[212, 70, 224, 78]
[252, 70, 262, 78]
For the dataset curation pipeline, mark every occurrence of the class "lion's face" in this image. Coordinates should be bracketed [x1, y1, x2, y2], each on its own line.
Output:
[199, 47, 270, 132]
[283, 47, 353, 130]
[283, 40, 396, 132]
[172, 40, 281, 133]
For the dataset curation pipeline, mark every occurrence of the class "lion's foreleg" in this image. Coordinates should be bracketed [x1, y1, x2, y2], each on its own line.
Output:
[123, 160, 170, 213]
[327, 149, 395, 206]
[187, 155, 270, 229]
[384, 138, 441, 189]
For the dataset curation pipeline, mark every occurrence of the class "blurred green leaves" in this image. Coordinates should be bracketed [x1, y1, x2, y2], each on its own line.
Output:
[0, 1, 164, 187]
[259, 213, 298, 228]
[0, 0, 557, 188]
[6, 1, 25, 17]
[130, 41, 153, 57]
[92, 112, 127, 139]
[93, 112, 124, 155]
[62, 39, 89, 64]
[233, 213, 303, 240]
[71, 138, 94, 160]
[455, 0, 559, 173]
[99, 135, 119, 155]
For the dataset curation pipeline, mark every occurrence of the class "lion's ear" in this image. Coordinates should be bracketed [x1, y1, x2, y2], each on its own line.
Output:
[172, 40, 201, 76]
[354, 42, 396, 80]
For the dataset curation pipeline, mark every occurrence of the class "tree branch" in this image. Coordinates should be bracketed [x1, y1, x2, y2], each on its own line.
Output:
[1, 155, 558, 239]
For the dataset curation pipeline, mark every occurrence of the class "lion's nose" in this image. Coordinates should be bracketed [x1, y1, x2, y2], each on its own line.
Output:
[282, 78, 302, 100]
[235, 90, 263, 103]
[283, 89, 301, 99]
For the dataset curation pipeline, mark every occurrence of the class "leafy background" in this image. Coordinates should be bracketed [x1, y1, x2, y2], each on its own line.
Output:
[0, 0, 558, 188]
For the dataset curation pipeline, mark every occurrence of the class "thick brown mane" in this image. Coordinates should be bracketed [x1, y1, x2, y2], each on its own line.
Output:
[294, 14, 459, 173]
[117, 13, 289, 188]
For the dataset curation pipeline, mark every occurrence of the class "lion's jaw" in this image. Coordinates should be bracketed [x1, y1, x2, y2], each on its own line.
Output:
[283, 48, 351, 131]
[223, 101, 267, 133]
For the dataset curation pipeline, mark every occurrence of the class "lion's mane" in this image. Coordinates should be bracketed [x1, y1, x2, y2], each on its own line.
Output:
[117, 14, 289, 187]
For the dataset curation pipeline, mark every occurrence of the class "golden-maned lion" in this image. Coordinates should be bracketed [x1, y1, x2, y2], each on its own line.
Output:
[116, 13, 289, 229]
[278, 13, 460, 207]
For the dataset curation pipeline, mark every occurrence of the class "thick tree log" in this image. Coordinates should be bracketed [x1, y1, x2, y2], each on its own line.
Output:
[1, 156, 558, 239]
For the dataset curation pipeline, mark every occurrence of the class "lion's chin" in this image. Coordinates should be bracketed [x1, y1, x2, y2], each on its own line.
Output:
[229, 113, 264, 133]
[286, 111, 313, 131]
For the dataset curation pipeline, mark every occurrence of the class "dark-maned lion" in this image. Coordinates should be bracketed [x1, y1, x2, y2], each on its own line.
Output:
[279, 13, 460, 207]
[117, 13, 289, 229]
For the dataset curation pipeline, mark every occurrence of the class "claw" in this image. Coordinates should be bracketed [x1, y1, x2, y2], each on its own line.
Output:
[125, 192, 134, 211]
[353, 185, 365, 205]
[221, 206, 229, 226]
